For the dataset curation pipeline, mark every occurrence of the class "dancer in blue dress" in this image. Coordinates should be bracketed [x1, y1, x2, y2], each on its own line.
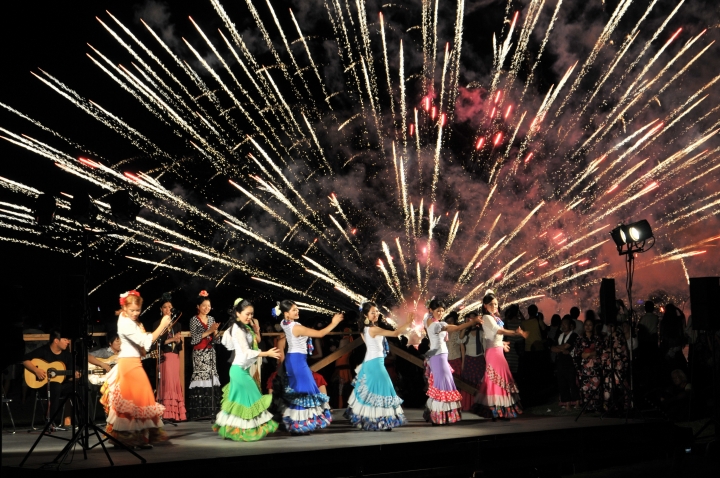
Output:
[276, 300, 343, 434]
[344, 302, 409, 431]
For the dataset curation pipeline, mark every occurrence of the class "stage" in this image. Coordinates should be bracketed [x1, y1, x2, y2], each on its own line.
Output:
[1, 409, 686, 477]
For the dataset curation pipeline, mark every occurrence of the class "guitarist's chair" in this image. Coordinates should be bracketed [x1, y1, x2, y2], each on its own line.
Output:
[2, 391, 15, 434]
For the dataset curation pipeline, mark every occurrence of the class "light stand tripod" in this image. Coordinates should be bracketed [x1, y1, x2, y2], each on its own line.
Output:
[20, 230, 146, 468]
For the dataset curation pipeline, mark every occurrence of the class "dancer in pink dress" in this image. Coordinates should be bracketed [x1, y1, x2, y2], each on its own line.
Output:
[475, 290, 528, 420]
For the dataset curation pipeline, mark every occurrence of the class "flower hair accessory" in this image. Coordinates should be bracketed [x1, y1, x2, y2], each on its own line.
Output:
[119, 290, 140, 306]
[233, 297, 243, 308]
[485, 289, 495, 297]
[271, 302, 281, 320]
[199, 290, 209, 297]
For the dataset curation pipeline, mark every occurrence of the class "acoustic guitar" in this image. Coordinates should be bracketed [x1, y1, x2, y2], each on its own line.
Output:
[25, 358, 108, 389]
[87, 350, 159, 385]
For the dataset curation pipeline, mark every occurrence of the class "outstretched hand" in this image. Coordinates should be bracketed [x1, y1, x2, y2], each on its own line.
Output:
[331, 313, 344, 326]
[263, 347, 282, 359]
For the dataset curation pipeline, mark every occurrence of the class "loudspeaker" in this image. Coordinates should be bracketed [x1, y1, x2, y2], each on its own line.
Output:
[690, 277, 719, 331]
[599, 278, 617, 324]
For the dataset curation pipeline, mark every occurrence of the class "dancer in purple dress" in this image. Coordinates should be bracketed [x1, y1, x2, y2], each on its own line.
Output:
[423, 298, 480, 425]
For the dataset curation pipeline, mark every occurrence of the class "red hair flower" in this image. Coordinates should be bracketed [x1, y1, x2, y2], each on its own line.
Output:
[119, 290, 140, 306]
[199, 290, 209, 297]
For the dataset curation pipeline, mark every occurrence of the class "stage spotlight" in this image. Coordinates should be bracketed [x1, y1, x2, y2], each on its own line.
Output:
[106, 189, 141, 222]
[610, 225, 627, 247]
[33, 193, 56, 226]
[626, 219, 653, 242]
[610, 219, 654, 255]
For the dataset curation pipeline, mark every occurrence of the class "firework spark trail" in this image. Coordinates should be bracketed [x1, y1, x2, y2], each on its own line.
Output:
[519, 0, 563, 104]
[417, 198, 424, 236]
[379, 12, 395, 119]
[378, 258, 402, 302]
[658, 194, 720, 229]
[187, 19, 290, 158]
[648, 251, 708, 267]
[355, 0, 379, 104]
[399, 155, 411, 243]
[430, 122, 443, 205]
[329, 214, 361, 258]
[410, 203, 417, 238]
[505, 260, 580, 295]
[290, 9, 333, 110]
[228, 180, 291, 228]
[251, 174, 328, 239]
[580, 2, 686, 151]
[327, 0, 366, 110]
[241, 0, 302, 102]
[443, 212, 460, 256]
[546, 0, 634, 128]
[493, 251, 526, 285]
[264, 70, 306, 139]
[382, 241, 404, 302]
[446, 0, 465, 123]
[399, 40, 408, 156]
[430, 0, 439, 93]
[414, 108, 422, 181]
[421, 0, 430, 95]
[0, 102, 103, 160]
[126, 255, 214, 278]
[395, 237, 409, 281]
[472, 185, 497, 231]
[544, 226, 611, 263]
[507, 0, 544, 89]
[438, 43, 450, 115]
[641, 159, 720, 213]
[223, 220, 301, 265]
[248, 136, 317, 215]
[496, 201, 544, 256]
[101, 14, 202, 120]
[563, 119, 658, 198]
[588, 182, 660, 225]
[454, 243, 489, 289]
[416, 262, 423, 296]
[360, 57, 384, 151]
[490, 10, 519, 95]
[501, 294, 546, 309]
[265, 0, 315, 103]
[392, 143, 402, 205]
[302, 113, 334, 174]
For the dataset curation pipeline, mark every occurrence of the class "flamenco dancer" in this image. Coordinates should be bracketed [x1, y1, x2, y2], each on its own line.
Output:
[344, 302, 409, 431]
[213, 298, 282, 441]
[188, 290, 221, 419]
[276, 300, 343, 434]
[423, 298, 480, 425]
[153, 293, 187, 422]
[474, 291, 527, 420]
[101, 290, 170, 448]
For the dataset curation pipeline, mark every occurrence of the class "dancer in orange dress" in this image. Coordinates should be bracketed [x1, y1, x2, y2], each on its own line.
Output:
[101, 290, 171, 449]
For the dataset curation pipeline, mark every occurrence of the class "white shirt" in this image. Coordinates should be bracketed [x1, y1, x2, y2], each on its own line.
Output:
[363, 327, 386, 361]
[222, 324, 260, 370]
[463, 330, 483, 357]
[482, 314, 504, 350]
[281, 321, 308, 354]
[117, 314, 153, 358]
[426, 321, 449, 356]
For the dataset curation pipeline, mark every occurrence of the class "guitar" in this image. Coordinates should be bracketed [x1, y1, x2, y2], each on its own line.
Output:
[87, 350, 160, 385]
[24, 359, 104, 389]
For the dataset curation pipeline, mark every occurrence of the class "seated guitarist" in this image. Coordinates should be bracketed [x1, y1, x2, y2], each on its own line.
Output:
[22, 329, 80, 429]
[88, 333, 121, 373]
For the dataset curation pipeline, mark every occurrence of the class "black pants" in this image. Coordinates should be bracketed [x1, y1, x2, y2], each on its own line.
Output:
[556, 358, 579, 403]
[48, 381, 74, 425]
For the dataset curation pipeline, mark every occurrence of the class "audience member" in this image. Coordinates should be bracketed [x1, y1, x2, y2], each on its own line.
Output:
[572, 316, 604, 412]
[551, 316, 579, 410]
[571, 307, 583, 335]
[518, 304, 548, 406]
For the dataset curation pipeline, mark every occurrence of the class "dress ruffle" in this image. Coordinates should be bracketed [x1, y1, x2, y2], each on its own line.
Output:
[343, 358, 406, 430]
[283, 387, 330, 408]
[474, 347, 522, 419]
[283, 405, 332, 433]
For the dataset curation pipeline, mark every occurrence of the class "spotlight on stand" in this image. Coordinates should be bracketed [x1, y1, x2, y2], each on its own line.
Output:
[33, 193, 57, 226]
[610, 219, 654, 255]
[106, 189, 141, 222]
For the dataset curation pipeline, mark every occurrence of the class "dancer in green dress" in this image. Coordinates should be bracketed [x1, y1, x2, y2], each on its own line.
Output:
[213, 298, 281, 441]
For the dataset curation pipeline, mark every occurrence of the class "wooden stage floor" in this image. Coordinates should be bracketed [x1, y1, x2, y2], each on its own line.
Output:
[1, 409, 681, 477]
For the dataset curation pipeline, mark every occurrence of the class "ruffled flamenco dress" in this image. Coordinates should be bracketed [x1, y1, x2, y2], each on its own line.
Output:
[279, 320, 332, 434]
[344, 327, 407, 430]
[424, 320, 463, 425]
[474, 314, 522, 419]
[213, 323, 278, 441]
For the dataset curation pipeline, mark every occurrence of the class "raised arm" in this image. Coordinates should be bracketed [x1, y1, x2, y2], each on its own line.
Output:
[292, 313, 344, 338]
[443, 316, 481, 333]
[368, 322, 411, 339]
